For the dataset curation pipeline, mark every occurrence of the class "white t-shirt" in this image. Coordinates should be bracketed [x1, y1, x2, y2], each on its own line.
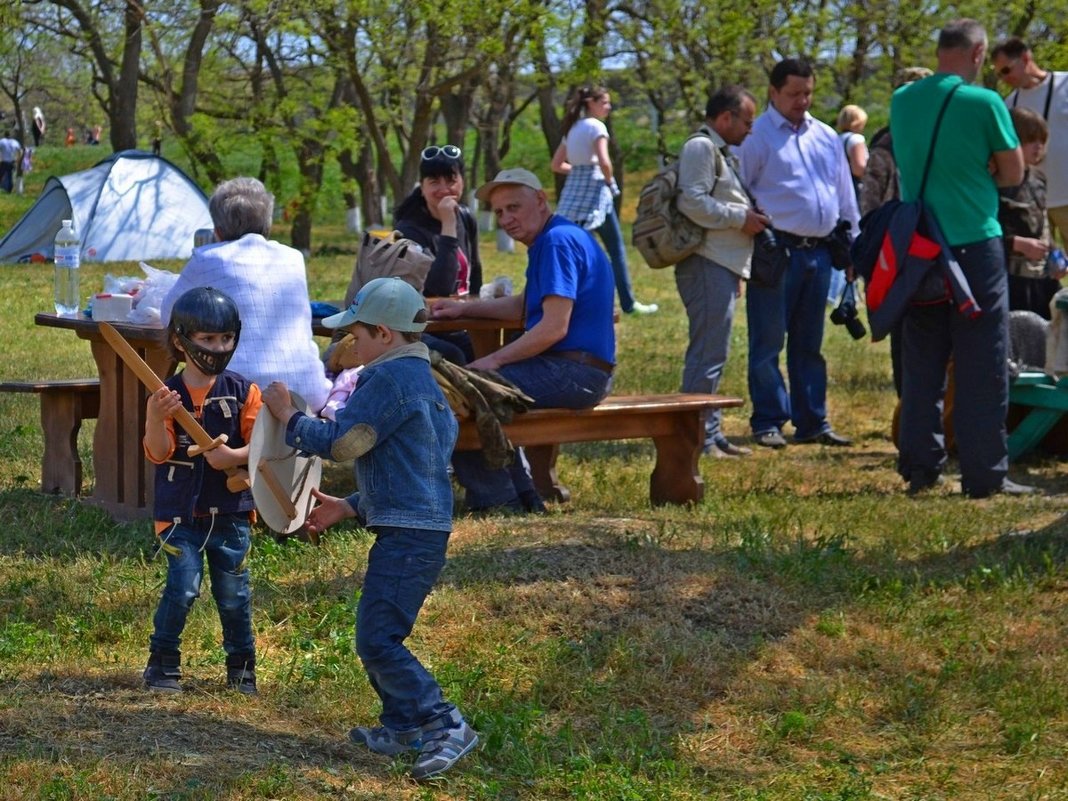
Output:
[1006, 71, 1068, 207]
[564, 117, 609, 181]
[839, 131, 865, 155]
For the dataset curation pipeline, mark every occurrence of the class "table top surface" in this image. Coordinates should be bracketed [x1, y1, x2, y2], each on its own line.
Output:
[38, 308, 525, 342]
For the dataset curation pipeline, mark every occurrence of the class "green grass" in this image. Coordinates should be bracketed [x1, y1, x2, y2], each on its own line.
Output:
[3, 152, 1068, 799]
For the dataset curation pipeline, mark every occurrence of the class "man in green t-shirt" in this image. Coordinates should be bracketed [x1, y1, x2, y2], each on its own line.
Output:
[890, 18, 1028, 499]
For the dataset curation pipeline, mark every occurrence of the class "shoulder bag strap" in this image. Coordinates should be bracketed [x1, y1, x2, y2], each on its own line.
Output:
[1044, 73, 1055, 120]
[918, 82, 962, 200]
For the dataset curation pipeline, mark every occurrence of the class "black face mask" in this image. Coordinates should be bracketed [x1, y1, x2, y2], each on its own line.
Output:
[176, 332, 238, 375]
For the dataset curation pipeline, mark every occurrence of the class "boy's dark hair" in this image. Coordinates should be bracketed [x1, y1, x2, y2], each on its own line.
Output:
[1010, 106, 1049, 145]
[991, 37, 1029, 62]
[770, 59, 814, 90]
[705, 85, 756, 121]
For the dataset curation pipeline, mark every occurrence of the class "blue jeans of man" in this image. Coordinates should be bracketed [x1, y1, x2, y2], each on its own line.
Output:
[898, 237, 1008, 495]
[675, 253, 739, 449]
[150, 514, 254, 657]
[595, 207, 636, 313]
[746, 243, 833, 439]
[451, 355, 613, 508]
[356, 525, 455, 733]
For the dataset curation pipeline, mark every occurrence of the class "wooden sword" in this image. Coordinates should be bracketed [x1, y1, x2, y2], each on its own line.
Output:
[98, 322, 251, 492]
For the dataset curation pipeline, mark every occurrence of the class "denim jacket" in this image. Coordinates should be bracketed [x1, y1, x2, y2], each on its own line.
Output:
[286, 342, 456, 531]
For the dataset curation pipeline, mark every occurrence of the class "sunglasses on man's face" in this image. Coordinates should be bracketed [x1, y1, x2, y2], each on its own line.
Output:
[421, 145, 462, 161]
[996, 61, 1018, 77]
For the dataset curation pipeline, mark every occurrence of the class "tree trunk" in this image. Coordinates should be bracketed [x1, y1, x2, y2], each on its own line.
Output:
[110, 0, 143, 151]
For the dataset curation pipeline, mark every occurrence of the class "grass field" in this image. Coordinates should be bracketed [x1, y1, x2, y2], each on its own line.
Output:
[1, 147, 1068, 799]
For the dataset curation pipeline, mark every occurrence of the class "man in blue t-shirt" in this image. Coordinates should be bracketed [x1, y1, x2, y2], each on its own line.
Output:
[431, 168, 616, 409]
[891, 18, 1027, 498]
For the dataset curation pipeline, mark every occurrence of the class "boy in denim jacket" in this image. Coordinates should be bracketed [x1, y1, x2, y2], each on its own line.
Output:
[263, 277, 477, 779]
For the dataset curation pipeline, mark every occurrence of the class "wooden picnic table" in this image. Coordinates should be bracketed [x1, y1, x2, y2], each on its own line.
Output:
[33, 309, 525, 520]
[35, 313, 175, 520]
[313, 298, 526, 359]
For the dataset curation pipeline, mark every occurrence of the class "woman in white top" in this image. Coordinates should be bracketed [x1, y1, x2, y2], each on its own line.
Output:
[551, 85, 657, 314]
[836, 104, 869, 195]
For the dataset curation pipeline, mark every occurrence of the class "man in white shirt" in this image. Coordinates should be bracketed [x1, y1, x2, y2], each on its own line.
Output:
[161, 177, 332, 412]
[992, 38, 1068, 242]
[736, 58, 860, 449]
[675, 85, 769, 457]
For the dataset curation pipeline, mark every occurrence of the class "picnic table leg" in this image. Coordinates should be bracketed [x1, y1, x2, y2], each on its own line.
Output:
[526, 444, 570, 503]
[650, 413, 704, 505]
[39, 391, 84, 495]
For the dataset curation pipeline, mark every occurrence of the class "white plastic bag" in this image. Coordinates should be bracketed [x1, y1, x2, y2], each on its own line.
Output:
[128, 261, 179, 324]
[102, 272, 144, 296]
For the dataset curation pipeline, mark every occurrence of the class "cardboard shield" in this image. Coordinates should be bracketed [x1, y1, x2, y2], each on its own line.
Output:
[248, 391, 322, 534]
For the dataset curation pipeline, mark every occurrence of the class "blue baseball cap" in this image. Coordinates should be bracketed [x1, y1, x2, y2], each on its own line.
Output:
[320, 277, 428, 332]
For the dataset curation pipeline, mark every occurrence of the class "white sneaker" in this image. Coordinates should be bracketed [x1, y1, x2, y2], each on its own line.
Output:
[627, 301, 659, 314]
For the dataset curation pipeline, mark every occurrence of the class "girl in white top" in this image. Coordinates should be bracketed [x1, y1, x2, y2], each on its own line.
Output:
[551, 85, 657, 314]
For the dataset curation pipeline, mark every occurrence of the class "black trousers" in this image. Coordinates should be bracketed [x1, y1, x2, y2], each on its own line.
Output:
[898, 237, 1009, 495]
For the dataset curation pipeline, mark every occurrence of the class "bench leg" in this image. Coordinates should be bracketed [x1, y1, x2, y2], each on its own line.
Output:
[39, 392, 85, 496]
[526, 444, 570, 503]
[1008, 408, 1065, 460]
[651, 420, 704, 506]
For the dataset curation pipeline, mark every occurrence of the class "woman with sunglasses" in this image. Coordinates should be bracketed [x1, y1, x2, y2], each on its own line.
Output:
[552, 86, 658, 315]
[394, 144, 483, 363]
[395, 146, 544, 514]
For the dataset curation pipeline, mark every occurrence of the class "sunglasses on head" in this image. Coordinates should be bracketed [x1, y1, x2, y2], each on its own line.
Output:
[421, 145, 462, 161]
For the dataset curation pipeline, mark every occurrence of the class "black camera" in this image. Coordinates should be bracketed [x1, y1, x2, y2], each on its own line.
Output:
[828, 218, 853, 270]
[830, 280, 866, 340]
[755, 225, 778, 251]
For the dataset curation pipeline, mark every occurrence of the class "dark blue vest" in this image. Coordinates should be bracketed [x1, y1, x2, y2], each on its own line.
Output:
[153, 370, 255, 523]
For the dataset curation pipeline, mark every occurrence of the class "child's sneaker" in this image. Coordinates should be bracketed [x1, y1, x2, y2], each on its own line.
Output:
[143, 650, 182, 693]
[349, 725, 423, 756]
[410, 711, 479, 779]
[226, 654, 258, 695]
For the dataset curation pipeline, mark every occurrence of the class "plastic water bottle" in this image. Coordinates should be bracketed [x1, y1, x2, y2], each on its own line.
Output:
[53, 219, 81, 316]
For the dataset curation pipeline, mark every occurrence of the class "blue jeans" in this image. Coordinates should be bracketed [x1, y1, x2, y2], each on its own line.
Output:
[452, 356, 613, 508]
[746, 244, 832, 439]
[595, 207, 636, 312]
[150, 514, 254, 657]
[676, 254, 739, 448]
[356, 526, 455, 733]
[898, 237, 1008, 495]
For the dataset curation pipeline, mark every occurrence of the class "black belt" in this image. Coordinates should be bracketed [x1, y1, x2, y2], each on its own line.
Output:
[548, 350, 614, 374]
[777, 229, 830, 250]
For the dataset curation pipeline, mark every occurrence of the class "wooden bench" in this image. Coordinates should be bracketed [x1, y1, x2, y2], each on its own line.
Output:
[455, 393, 743, 506]
[0, 379, 101, 496]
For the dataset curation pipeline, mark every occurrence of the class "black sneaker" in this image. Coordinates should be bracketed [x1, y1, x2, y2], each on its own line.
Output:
[907, 471, 944, 496]
[144, 651, 182, 693]
[519, 489, 548, 515]
[226, 655, 258, 695]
